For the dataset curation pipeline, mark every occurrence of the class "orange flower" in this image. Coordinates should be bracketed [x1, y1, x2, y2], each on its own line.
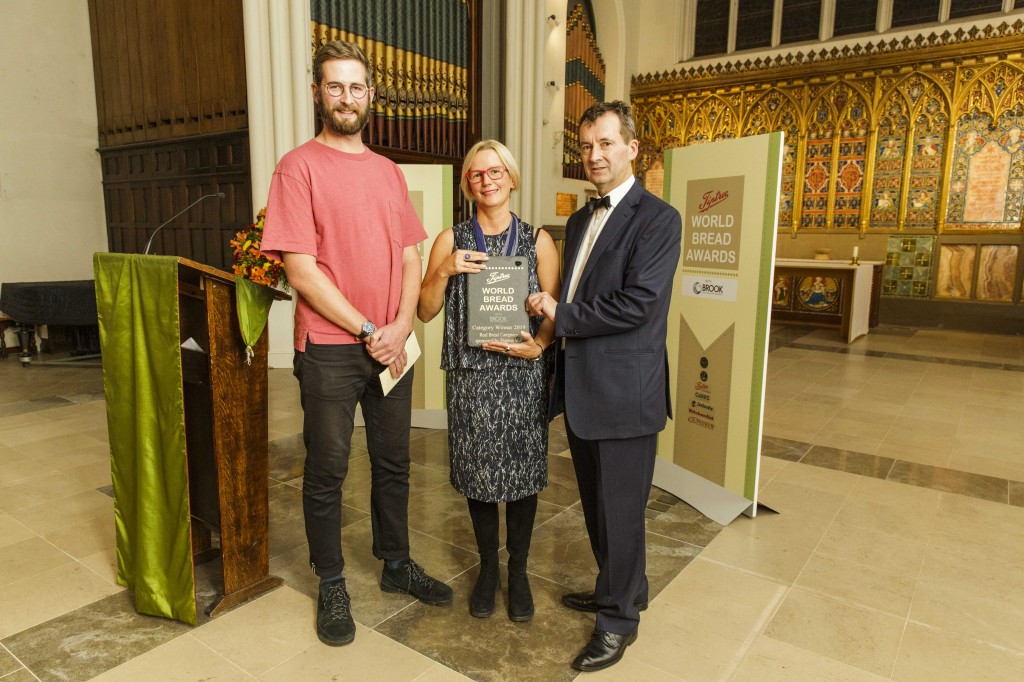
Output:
[230, 210, 287, 289]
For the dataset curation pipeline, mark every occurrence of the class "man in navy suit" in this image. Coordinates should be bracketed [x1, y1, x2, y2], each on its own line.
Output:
[527, 101, 681, 672]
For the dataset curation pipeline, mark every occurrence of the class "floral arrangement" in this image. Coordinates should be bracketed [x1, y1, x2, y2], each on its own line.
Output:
[231, 209, 287, 289]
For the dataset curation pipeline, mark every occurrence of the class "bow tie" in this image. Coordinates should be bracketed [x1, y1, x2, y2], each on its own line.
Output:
[588, 195, 612, 213]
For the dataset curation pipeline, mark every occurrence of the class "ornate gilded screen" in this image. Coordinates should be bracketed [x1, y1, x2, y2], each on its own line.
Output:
[631, 23, 1024, 237]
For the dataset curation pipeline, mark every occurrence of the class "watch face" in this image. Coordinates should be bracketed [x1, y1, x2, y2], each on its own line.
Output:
[360, 321, 376, 338]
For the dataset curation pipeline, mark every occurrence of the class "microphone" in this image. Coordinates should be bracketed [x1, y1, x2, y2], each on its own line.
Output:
[143, 192, 226, 255]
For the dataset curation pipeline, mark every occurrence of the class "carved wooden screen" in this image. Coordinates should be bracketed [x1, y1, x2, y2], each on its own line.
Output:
[563, 0, 606, 180]
[311, 0, 480, 225]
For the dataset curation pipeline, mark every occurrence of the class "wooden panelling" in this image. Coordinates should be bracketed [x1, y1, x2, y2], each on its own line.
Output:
[89, 0, 250, 268]
[88, 0, 248, 147]
[100, 132, 252, 270]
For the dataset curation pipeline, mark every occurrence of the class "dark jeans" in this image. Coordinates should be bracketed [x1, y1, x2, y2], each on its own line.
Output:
[294, 341, 413, 578]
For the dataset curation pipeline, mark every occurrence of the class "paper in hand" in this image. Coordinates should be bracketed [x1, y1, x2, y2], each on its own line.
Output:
[379, 333, 421, 396]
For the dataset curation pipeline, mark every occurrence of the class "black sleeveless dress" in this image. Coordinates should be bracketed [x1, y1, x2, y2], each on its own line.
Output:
[441, 219, 551, 503]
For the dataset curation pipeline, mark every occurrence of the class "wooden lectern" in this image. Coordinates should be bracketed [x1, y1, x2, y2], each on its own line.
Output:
[94, 254, 287, 623]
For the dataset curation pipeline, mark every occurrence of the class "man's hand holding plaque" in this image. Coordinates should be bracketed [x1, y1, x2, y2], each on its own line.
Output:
[481, 329, 545, 360]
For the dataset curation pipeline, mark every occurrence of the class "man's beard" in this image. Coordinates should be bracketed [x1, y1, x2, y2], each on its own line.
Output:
[318, 94, 371, 136]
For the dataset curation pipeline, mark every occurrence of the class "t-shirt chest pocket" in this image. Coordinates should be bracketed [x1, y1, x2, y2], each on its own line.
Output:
[388, 201, 405, 248]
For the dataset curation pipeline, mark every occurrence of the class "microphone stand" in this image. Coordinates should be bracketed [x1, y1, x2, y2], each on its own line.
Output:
[143, 192, 226, 255]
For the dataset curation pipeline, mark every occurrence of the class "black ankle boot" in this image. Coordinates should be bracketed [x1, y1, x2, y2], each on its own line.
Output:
[507, 565, 534, 622]
[506, 495, 538, 622]
[470, 555, 500, 617]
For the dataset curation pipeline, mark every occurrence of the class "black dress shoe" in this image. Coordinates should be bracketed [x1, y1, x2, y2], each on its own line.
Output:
[571, 629, 638, 672]
[561, 590, 648, 613]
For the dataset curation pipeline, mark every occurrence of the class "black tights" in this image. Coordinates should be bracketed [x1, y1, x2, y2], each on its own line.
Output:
[466, 494, 538, 570]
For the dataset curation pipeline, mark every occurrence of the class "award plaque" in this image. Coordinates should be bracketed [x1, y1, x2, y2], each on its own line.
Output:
[466, 256, 530, 346]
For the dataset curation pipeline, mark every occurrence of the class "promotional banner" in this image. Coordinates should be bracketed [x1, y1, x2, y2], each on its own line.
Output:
[657, 133, 783, 522]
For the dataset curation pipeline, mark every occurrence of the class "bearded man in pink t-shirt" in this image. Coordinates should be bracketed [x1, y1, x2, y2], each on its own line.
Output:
[261, 40, 452, 647]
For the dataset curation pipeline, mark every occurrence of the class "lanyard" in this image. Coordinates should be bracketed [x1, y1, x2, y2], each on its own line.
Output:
[472, 212, 519, 256]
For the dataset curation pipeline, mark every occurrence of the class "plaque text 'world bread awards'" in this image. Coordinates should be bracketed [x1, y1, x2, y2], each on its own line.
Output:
[466, 256, 530, 346]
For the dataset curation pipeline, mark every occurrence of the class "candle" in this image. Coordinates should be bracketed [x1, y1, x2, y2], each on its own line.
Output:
[853, 246, 859, 259]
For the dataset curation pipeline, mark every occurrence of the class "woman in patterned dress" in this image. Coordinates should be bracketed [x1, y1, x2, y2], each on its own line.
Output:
[418, 140, 560, 621]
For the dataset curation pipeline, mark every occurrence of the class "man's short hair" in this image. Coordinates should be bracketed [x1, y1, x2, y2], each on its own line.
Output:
[579, 101, 637, 143]
[459, 139, 522, 202]
[313, 40, 373, 86]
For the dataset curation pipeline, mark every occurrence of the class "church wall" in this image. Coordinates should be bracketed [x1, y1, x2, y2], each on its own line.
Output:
[0, 1, 107, 287]
[534, 0, 644, 235]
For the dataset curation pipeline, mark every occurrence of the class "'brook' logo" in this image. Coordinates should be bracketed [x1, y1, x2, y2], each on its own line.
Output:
[692, 280, 725, 295]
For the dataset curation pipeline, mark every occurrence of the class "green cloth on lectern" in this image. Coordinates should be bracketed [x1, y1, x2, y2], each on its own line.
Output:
[234, 276, 275, 364]
[94, 253, 197, 625]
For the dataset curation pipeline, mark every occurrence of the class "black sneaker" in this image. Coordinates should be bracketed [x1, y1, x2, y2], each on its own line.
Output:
[380, 559, 454, 606]
[317, 578, 355, 646]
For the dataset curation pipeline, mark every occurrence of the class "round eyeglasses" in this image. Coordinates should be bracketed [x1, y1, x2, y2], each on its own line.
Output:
[323, 82, 369, 99]
[465, 166, 507, 184]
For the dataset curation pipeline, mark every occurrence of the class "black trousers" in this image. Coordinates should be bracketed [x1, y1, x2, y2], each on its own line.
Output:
[294, 341, 413, 578]
[566, 420, 656, 635]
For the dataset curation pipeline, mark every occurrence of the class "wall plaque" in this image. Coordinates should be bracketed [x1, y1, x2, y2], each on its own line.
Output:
[556, 192, 578, 216]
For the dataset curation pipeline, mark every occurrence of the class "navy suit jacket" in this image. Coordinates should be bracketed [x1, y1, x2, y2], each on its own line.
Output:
[549, 179, 682, 441]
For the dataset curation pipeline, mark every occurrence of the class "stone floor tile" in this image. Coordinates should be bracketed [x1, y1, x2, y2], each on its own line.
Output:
[764, 588, 903, 677]
[734, 636, 888, 681]
[794, 553, 916, 618]
[800, 445, 895, 479]
[90, 634, 254, 681]
[191, 586, 317, 676]
[892, 623, 1024, 681]
[887, 460, 1008, 503]
[1, 590, 185, 680]
[376, 570, 589, 682]
[259, 627, 434, 682]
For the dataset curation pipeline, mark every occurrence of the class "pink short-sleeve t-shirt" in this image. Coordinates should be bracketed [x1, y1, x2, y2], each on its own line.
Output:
[261, 140, 427, 351]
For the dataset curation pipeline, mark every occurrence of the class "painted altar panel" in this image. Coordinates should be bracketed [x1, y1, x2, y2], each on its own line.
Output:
[831, 85, 871, 230]
[802, 99, 834, 229]
[905, 116, 946, 228]
[935, 244, 977, 299]
[795, 274, 842, 313]
[976, 245, 1018, 301]
[870, 107, 908, 228]
[905, 73, 951, 229]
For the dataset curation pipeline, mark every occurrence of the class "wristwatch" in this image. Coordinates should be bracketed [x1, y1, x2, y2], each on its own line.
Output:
[356, 320, 377, 341]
